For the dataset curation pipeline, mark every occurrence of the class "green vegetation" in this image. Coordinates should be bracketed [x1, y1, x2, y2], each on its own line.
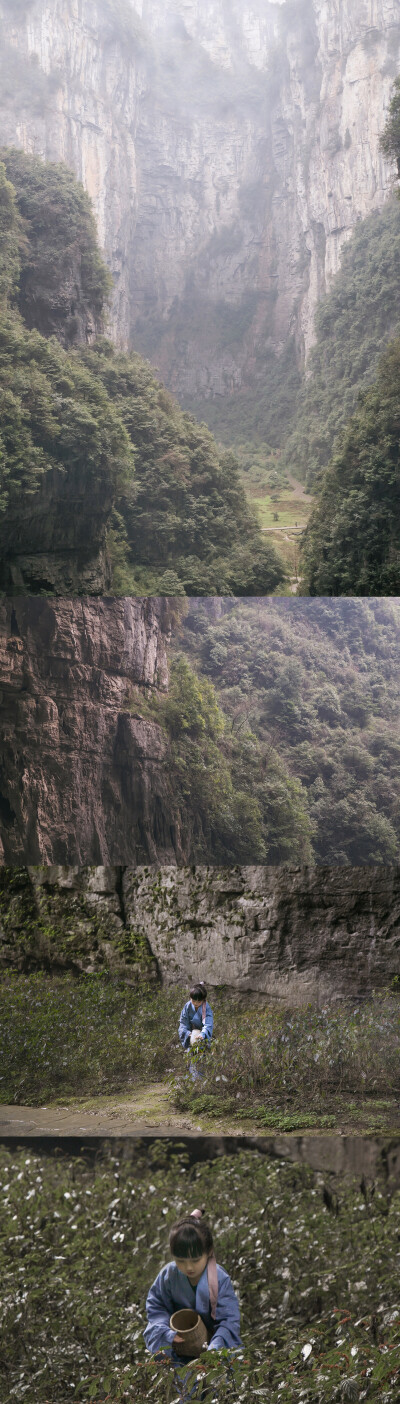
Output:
[81, 341, 286, 596]
[380, 73, 400, 173]
[0, 865, 156, 984]
[1, 974, 398, 1137]
[0, 310, 132, 520]
[150, 653, 313, 863]
[0, 974, 176, 1105]
[1, 1143, 399, 1402]
[301, 338, 400, 594]
[0, 149, 285, 595]
[0, 148, 112, 342]
[177, 598, 400, 864]
[283, 198, 400, 490]
[187, 336, 302, 453]
[174, 993, 400, 1130]
[0, 161, 20, 305]
[296, 78, 400, 594]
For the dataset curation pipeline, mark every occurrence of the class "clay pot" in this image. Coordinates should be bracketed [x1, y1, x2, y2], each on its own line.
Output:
[170, 1308, 209, 1358]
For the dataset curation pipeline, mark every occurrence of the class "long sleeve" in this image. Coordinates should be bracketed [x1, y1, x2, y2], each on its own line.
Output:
[144, 1271, 176, 1355]
[178, 1002, 192, 1050]
[207, 1273, 241, 1351]
[201, 1003, 214, 1042]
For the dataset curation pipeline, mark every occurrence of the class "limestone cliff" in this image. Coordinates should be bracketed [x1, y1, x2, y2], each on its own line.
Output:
[125, 865, 400, 1002]
[0, 0, 398, 413]
[1, 863, 399, 1002]
[0, 597, 187, 864]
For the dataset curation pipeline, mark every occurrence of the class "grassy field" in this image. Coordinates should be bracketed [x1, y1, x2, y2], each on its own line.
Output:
[0, 1142, 399, 1403]
[254, 494, 310, 531]
[236, 442, 312, 586]
[1, 975, 399, 1136]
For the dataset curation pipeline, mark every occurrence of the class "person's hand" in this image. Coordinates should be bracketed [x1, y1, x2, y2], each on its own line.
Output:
[173, 1334, 184, 1344]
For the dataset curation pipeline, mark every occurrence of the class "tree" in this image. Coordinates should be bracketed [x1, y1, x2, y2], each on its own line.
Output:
[301, 338, 400, 595]
[0, 148, 112, 344]
[380, 75, 400, 177]
[0, 161, 20, 306]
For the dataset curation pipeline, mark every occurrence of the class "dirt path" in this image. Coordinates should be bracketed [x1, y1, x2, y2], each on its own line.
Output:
[0, 1085, 205, 1140]
[1, 1092, 400, 1185]
[287, 474, 313, 503]
[1, 1083, 400, 1142]
[0, 1085, 266, 1140]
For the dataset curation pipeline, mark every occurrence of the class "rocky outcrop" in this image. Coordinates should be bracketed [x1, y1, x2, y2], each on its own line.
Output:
[125, 865, 400, 1002]
[1, 863, 399, 1002]
[0, 864, 159, 983]
[0, 467, 114, 597]
[0, 0, 398, 405]
[0, 597, 186, 864]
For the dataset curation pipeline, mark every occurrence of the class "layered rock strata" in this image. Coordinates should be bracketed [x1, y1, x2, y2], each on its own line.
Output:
[0, 597, 185, 865]
[1, 864, 399, 1002]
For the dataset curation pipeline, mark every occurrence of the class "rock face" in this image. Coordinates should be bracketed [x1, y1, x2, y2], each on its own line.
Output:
[0, 0, 398, 404]
[0, 597, 186, 865]
[125, 865, 400, 1002]
[0, 467, 114, 597]
[1, 863, 399, 1001]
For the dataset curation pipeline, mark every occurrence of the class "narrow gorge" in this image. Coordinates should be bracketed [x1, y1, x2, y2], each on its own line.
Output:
[0, 0, 398, 425]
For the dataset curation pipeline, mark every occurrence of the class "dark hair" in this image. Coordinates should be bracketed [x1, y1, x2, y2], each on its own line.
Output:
[190, 982, 207, 1001]
[170, 1211, 213, 1260]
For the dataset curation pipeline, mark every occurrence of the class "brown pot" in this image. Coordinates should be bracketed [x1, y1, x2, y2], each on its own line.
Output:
[170, 1308, 209, 1358]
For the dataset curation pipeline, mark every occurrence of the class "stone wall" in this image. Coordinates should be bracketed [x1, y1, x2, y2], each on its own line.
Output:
[1, 864, 399, 1001]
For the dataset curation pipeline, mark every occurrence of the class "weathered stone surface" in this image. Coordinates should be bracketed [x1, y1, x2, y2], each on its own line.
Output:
[0, 0, 398, 396]
[0, 598, 186, 865]
[1, 864, 399, 1001]
[0, 865, 159, 982]
[125, 865, 400, 1001]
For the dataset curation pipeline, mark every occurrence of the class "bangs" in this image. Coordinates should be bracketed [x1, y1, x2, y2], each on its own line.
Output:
[170, 1223, 203, 1259]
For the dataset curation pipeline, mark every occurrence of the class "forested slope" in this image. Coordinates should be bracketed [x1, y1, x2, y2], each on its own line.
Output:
[170, 598, 400, 865]
[301, 338, 400, 595]
[0, 150, 284, 596]
[297, 79, 400, 594]
[283, 197, 400, 491]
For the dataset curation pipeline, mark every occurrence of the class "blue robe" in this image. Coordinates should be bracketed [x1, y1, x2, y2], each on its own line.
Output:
[178, 1000, 214, 1050]
[144, 1261, 241, 1356]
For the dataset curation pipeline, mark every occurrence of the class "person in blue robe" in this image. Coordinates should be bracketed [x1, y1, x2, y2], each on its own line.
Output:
[178, 983, 214, 1080]
[144, 1257, 241, 1356]
[144, 1209, 241, 1398]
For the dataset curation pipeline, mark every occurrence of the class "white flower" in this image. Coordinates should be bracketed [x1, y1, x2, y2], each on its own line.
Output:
[301, 1344, 312, 1361]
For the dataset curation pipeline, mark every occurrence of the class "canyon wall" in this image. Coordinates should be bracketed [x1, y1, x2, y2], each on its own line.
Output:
[1, 863, 399, 1002]
[0, 597, 186, 865]
[0, 0, 398, 409]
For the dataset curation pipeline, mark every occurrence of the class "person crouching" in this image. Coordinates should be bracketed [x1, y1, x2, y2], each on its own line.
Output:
[178, 982, 213, 1080]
